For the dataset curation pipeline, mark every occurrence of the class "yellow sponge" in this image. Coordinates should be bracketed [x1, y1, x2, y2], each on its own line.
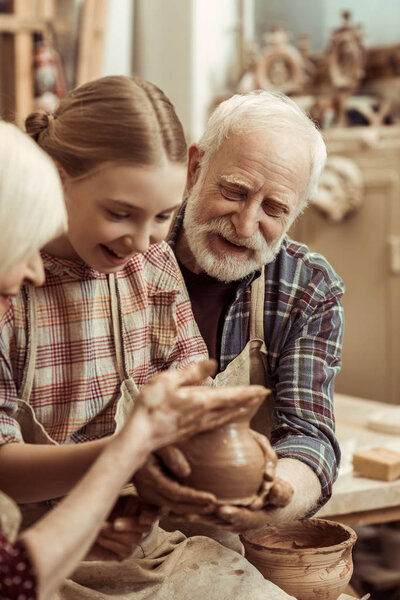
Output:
[352, 447, 400, 481]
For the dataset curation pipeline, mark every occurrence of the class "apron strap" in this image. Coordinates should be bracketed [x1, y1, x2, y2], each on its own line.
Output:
[249, 266, 265, 340]
[108, 273, 129, 382]
[21, 286, 38, 402]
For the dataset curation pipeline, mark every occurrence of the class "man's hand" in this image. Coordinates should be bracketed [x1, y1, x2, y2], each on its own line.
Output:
[85, 494, 160, 561]
[134, 430, 294, 532]
[134, 453, 218, 515]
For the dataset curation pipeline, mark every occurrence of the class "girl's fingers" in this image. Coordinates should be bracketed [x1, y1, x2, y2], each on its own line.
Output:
[86, 544, 120, 562]
[94, 535, 137, 560]
[172, 359, 218, 386]
[169, 384, 267, 416]
[198, 384, 268, 407]
[100, 528, 143, 545]
[113, 516, 154, 533]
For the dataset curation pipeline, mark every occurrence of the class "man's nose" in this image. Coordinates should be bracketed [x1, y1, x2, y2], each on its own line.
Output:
[25, 252, 45, 287]
[231, 203, 261, 238]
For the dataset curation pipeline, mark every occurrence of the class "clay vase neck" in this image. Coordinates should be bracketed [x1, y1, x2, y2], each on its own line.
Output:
[176, 403, 265, 504]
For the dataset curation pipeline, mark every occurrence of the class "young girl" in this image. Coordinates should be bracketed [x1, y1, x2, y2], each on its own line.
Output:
[0, 121, 266, 600]
[0, 78, 292, 599]
[0, 76, 209, 503]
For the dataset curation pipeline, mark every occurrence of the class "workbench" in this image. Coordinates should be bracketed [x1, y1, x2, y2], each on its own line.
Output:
[317, 393, 400, 526]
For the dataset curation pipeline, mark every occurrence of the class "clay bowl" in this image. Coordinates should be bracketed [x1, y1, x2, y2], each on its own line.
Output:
[241, 518, 357, 600]
[175, 400, 266, 504]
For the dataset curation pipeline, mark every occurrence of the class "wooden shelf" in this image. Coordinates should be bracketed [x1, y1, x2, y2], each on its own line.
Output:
[0, 0, 109, 124]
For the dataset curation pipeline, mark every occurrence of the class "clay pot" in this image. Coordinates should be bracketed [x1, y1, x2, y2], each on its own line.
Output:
[241, 518, 357, 600]
[175, 402, 266, 504]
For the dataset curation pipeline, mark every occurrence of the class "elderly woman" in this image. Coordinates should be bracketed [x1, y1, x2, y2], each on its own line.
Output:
[0, 121, 266, 600]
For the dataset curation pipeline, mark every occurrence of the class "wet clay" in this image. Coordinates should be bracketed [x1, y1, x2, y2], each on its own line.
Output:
[135, 400, 293, 531]
[241, 518, 357, 600]
[175, 414, 266, 503]
[246, 519, 352, 550]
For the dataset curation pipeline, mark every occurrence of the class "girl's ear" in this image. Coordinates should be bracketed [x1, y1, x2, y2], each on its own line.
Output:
[54, 162, 68, 188]
[186, 144, 204, 193]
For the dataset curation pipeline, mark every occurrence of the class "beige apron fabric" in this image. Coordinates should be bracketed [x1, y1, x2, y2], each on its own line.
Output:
[213, 267, 274, 436]
[14, 273, 295, 600]
[163, 268, 276, 563]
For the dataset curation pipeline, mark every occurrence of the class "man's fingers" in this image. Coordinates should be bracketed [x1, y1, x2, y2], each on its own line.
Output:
[250, 430, 277, 481]
[267, 478, 293, 507]
[217, 505, 269, 531]
[156, 446, 191, 478]
[145, 458, 217, 504]
[163, 501, 216, 515]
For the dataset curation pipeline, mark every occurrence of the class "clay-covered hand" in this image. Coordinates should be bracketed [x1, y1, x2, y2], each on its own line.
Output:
[165, 434, 293, 532]
[132, 358, 269, 451]
[85, 494, 160, 561]
[133, 453, 218, 515]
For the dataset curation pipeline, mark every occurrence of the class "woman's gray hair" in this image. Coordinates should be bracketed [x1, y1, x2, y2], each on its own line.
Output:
[197, 90, 327, 215]
[0, 121, 66, 274]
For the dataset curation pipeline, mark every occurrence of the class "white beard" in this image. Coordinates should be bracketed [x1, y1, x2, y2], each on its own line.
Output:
[183, 184, 286, 282]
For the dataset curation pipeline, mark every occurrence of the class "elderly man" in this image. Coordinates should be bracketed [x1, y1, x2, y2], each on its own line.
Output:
[169, 90, 343, 523]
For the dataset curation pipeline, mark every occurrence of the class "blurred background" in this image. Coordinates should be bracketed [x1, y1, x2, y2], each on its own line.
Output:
[1, 3, 400, 595]
[1, 0, 399, 438]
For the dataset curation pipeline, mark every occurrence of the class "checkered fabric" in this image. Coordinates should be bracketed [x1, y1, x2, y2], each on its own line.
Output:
[0, 242, 208, 445]
[169, 205, 344, 508]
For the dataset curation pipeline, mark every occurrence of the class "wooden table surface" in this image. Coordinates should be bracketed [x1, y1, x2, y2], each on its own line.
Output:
[316, 393, 400, 526]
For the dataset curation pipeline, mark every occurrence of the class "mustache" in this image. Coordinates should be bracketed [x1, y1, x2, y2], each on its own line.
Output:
[198, 216, 267, 252]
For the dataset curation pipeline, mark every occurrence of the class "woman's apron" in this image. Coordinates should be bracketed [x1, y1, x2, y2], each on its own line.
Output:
[13, 274, 291, 600]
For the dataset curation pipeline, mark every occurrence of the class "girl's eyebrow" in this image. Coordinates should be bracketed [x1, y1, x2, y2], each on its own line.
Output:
[105, 199, 181, 213]
[105, 199, 136, 210]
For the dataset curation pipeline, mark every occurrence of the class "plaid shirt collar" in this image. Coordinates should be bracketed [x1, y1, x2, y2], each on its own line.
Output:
[42, 252, 107, 280]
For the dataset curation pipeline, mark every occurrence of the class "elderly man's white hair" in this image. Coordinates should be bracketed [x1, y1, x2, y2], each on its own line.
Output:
[0, 121, 66, 274]
[197, 91, 327, 217]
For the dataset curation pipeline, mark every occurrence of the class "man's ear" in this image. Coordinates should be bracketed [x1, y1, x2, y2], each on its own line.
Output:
[186, 144, 204, 193]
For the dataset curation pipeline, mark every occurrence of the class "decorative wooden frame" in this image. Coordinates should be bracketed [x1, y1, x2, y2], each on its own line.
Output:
[327, 11, 366, 90]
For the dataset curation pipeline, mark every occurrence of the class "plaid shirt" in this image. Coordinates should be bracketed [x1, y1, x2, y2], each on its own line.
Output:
[0, 242, 207, 445]
[170, 206, 344, 508]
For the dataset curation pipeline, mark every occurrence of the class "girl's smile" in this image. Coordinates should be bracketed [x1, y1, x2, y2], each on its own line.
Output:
[45, 163, 186, 273]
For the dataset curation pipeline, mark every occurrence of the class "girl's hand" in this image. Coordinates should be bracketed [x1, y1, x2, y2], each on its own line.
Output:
[85, 494, 160, 561]
[132, 359, 269, 451]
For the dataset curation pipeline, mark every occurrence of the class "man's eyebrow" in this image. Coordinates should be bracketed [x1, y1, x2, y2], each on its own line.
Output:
[218, 175, 252, 191]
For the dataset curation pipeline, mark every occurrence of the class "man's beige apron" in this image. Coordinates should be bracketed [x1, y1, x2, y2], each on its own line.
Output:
[162, 267, 274, 548]
[212, 267, 274, 436]
[10, 272, 293, 600]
